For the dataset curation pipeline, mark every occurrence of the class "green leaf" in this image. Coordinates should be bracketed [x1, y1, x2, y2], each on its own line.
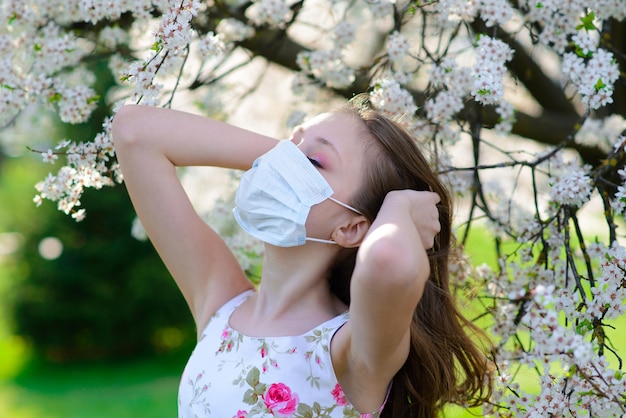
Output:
[297, 403, 313, 415]
[243, 388, 258, 405]
[574, 46, 592, 58]
[576, 319, 593, 335]
[151, 40, 163, 52]
[576, 11, 596, 31]
[8, 12, 18, 24]
[245, 367, 260, 387]
[594, 78, 606, 91]
[254, 382, 267, 395]
[48, 93, 62, 104]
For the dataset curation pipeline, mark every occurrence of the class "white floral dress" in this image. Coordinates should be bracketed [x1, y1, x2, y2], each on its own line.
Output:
[178, 290, 386, 418]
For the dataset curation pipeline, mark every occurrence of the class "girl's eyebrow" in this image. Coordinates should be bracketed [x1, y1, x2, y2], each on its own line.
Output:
[314, 136, 340, 162]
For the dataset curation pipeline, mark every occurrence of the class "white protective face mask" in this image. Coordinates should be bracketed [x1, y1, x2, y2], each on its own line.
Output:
[233, 140, 362, 247]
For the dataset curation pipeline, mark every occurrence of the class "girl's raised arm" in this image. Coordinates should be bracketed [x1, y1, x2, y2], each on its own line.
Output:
[112, 105, 277, 332]
[336, 190, 441, 400]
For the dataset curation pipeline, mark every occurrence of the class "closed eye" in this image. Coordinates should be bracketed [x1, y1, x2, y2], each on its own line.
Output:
[308, 157, 323, 168]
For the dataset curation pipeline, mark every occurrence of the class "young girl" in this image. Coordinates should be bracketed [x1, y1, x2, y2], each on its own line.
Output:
[112, 95, 492, 418]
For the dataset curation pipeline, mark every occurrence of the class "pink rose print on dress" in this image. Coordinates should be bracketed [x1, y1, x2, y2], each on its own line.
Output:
[232, 410, 247, 418]
[331, 383, 348, 406]
[262, 383, 299, 416]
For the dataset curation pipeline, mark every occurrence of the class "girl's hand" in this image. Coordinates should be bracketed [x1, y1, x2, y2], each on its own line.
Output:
[383, 190, 441, 250]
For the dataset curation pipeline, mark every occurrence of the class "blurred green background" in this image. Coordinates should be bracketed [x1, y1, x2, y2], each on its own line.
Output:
[0, 152, 195, 417]
[0, 59, 196, 417]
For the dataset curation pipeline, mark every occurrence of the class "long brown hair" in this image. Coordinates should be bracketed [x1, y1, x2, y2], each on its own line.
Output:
[328, 95, 493, 417]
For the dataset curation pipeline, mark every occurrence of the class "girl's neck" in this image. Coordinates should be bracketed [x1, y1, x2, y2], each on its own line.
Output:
[229, 243, 347, 336]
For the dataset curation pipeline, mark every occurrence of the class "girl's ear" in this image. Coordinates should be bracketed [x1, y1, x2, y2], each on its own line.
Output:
[332, 216, 370, 248]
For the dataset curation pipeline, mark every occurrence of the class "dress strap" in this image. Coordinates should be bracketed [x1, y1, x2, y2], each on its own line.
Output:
[320, 310, 350, 332]
[200, 289, 255, 336]
[220, 289, 256, 315]
[360, 382, 392, 418]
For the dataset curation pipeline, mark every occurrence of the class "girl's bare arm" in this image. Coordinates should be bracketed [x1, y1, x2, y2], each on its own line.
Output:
[335, 190, 441, 404]
[112, 105, 277, 332]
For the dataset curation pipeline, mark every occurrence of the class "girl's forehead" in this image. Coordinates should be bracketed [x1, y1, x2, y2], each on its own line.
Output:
[300, 112, 359, 132]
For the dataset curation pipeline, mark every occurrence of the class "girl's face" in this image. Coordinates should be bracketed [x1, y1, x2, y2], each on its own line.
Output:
[290, 112, 369, 243]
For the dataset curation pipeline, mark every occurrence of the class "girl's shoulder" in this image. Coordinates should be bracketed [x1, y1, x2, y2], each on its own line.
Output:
[199, 289, 256, 337]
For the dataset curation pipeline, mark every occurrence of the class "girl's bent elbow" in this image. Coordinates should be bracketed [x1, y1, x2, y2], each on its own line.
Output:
[361, 239, 429, 291]
[112, 105, 140, 148]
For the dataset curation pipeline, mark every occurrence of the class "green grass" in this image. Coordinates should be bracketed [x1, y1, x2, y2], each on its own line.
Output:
[0, 353, 186, 418]
[0, 256, 187, 418]
[0, 281, 185, 418]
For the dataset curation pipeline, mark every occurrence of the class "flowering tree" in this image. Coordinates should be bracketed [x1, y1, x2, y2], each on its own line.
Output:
[2, 0, 626, 415]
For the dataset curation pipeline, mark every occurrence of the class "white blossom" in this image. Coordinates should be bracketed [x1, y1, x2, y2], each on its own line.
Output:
[332, 22, 356, 49]
[436, 0, 477, 25]
[575, 115, 626, 153]
[297, 49, 355, 89]
[56, 84, 98, 124]
[245, 0, 291, 28]
[386, 31, 410, 65]
[41, 149, 58, 164]
[478, 0, 513, 27]
[366, 0, 394, 19]
[216, 18, 255, 43]
[98, 26, 129, 50]
[425, 90, 463, 121]
[471, 35, 514, 105]
[198, 32, 227, 58]
[563, 48, 620, 110]
[572, 31, 598, 56]
[369, 78, 418, 117]
[549, 168, 593, 207]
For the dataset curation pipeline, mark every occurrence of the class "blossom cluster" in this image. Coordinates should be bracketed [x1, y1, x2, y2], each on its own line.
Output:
[296, 49, 355, 89]
[245, 0, 291, 28]
[369, 79, 418, 119]
[34, 118, 119, 221]
[386, 31, 410, 66]
[216, 18, 256, 44]
[575, 115, 626, 154]
[435, 0, 513, 27]
[425, 58, 472, 122]
[471, 35, 514, 106]
[524, 1, 625, 52]
[155, 0, 201, 54]
[562, 47, 620, 110]
[585, 242, 626, 321]
[477, 236, 626, 416]
[548, 168, 593, 208]
[611, 162, 626, 219]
